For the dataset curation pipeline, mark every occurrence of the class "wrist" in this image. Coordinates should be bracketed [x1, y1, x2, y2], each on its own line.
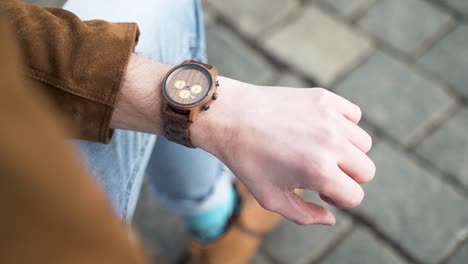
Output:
[191, 77, 251, 158]
[112, 54, 251, 158]
[111, 53, 171, 135]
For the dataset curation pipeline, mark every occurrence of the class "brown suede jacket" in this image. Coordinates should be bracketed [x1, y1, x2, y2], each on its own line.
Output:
[0, 1, 150, 263]
[1, 0, 139, 143]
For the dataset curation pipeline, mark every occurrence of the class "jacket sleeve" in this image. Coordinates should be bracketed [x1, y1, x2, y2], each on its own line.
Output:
[0, 0, 140, 143]
[0, 18, 150, 264]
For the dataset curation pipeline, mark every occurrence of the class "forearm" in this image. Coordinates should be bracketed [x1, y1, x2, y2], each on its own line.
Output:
[110, 54, 169, 136]
[110, 53, 246, 157]
[110, 53, 376, 226]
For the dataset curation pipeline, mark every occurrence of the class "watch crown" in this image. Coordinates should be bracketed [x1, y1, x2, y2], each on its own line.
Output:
[212, 93, 218, 100]
[202, 104, 210, 111]
[215, 80, 219, 87]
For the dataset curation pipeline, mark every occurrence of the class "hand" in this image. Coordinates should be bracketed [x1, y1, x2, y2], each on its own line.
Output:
[112, 55, 374, 225]
[193, 79, 375, 225]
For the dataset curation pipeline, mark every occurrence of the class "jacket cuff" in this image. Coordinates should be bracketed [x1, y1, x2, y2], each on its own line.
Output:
[1, 0, 141, 143]
[97, 23, 141, 143]
[24, 20, 141, 143]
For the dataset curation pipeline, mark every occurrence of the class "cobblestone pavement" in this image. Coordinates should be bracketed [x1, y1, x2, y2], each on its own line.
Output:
[26, 0, 468, 263]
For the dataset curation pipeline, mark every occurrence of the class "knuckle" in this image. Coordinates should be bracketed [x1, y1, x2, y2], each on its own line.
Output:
[314, 88, 331, 106]
[305, 156, 331, 176]
[320, 107, 336, 120]
[311, 159, 335, 189]
[315, 87, 330, 97]
[314, 125, 337, 144]
[324, 128, 345, 148]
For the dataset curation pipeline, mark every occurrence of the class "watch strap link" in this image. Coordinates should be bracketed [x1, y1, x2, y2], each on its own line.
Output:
[162, 104, 195, 148]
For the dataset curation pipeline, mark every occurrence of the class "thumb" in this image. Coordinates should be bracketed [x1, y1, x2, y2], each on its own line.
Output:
[280, 190, 336, 226]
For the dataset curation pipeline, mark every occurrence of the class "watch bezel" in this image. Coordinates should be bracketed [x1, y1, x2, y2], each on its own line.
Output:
[162, 63, 214, 109]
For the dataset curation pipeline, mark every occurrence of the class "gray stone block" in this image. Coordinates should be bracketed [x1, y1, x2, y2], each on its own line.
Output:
[358, 0, 453, 55]
[206, 25, 274, 84]
[320, 228, 407, 264]
[444, 0, 468, 16]
[202, 4, 216, 27]
[274, 72, 310, 88]
[336, 51, 455, 145]
[263, 5, 373, 86]
[319, 0, 376, 18]
[419, 24, 468, 98]
[447, 241, 468, 264]
[262, 192, 352, 264]
[24, 0, 65, 7]
[251, 253, 273, 264]
[415, 108, 468, 188]
[133, 180, 189, 264]
[206, 0, 299, 37]
[354, 142, 468, 263]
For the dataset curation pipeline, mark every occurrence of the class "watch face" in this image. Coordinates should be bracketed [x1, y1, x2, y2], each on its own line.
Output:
[163, 64, 213, 106]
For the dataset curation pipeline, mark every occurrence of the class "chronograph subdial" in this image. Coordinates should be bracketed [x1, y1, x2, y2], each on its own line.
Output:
[190, 84, 203, 94]
[179, 90, 191, 99]
[174, 80, 186, 89]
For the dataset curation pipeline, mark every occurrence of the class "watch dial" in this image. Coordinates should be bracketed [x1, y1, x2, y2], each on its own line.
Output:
[164, 64, 213, 106]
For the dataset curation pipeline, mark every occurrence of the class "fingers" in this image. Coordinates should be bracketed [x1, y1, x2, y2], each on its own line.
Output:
[339, 142, 376, 184]
[255, 187, 336, 226]
[319, 167, 365, 209]
[327, 91, 362, 124]
[335, 113, 372, 153]
[281, 191, 336, 226]
[332, 112, 375, 184]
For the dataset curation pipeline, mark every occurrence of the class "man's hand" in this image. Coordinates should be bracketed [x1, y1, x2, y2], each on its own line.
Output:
[192, 79, 375, 225]
[112, 55, 375, 225]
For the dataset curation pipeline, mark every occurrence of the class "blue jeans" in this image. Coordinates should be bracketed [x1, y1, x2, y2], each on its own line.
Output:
[64, 0, 231, 222]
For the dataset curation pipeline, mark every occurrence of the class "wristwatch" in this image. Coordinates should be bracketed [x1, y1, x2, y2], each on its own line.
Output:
[161, 60, 219, 148]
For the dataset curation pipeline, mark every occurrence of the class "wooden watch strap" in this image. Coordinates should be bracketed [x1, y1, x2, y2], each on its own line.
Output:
[162, 104, 194, 148]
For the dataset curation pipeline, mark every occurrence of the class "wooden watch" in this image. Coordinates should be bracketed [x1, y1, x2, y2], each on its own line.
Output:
[161, 60, 219, 148]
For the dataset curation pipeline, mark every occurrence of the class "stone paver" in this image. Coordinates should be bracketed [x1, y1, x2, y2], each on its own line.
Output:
[415, 107, 468, 188]
[251, 253, 272, 264]
[358, 0, 453, 55]
[262, 192, 352, 264]
[447, 241, 468, 264]
[206, 0, 299, 37]
[206, 26, 274, 84]
[419, 24, 468, 98]
[320, 228, 407, 264]
[354, 142, 468, 263]
[336, 51, 455, 145]
[274, 72, 310, 88]
[443, 0, 468, 16]
[133, 181, 189, 264]
[360, 121, 379, 145]
[318, 0, 376, 18]
[28, 0, 64, 7]
[263, 4, 373, 86]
